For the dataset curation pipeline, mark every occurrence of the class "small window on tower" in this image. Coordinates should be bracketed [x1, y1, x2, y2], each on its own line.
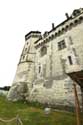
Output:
[23, 55, 25, 59]
[40, 46, 47, 57]
[68, 56, 73, 65]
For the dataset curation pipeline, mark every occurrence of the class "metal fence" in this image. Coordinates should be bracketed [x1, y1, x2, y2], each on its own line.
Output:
[0, 115, 23, 125]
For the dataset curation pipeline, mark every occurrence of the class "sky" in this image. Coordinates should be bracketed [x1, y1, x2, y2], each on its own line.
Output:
[0, 0, 83, 87]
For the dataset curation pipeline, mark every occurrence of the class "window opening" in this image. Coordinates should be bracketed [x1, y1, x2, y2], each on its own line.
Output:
[39, 66, 41, 73]
[68, 56, 73, 65]
[58, 40, 66, 50]
[40, 46, 47, 57]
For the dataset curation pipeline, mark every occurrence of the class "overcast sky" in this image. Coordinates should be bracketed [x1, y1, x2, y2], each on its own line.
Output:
[0, 0, 83, 87]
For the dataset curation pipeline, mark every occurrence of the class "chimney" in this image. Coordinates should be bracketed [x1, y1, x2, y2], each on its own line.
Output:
[52, 23, 55, 30]
[65, 13, 69, 19]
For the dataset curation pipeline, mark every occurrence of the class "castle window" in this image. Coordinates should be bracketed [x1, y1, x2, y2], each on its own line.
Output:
[23, 55, 25, 59]
[68, 56, 73, 65]
[58, 40, 66, 50]
[40, 46, 47, 57]
[39, 66, 41, 73]
[25, 48, 27, 52]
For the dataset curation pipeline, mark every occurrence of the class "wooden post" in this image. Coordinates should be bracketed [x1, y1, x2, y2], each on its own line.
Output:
[73, 82, 81, 125]
[80, 87, 83, 113]
[16, 115, 19, 125]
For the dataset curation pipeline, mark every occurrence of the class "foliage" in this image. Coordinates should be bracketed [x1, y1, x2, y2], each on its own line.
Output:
[0, 86, 10, 91]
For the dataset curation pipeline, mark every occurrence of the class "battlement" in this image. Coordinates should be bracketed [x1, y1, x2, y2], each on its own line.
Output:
[25, 31, 41, 41]
[35, 8, 83, 48]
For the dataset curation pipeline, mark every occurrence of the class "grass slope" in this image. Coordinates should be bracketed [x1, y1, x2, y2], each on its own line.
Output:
[0, 95, 77, 125]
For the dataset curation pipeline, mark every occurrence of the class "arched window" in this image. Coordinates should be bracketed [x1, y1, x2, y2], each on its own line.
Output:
[40, 46, 47, 57]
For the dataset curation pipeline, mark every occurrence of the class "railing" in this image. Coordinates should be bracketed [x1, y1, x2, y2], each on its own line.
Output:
[0, 115, 23, 125]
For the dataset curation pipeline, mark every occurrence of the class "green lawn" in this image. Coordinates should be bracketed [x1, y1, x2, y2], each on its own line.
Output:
[0, 95, 78, 125]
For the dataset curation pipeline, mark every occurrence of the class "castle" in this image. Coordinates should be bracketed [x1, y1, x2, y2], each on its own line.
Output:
[8, 8, 83, 109]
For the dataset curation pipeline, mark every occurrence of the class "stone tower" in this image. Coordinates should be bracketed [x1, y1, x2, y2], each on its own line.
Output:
[7, 31, 41, 101]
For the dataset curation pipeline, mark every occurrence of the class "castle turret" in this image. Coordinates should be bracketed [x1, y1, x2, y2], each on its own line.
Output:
[7, 31, 41, 101]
